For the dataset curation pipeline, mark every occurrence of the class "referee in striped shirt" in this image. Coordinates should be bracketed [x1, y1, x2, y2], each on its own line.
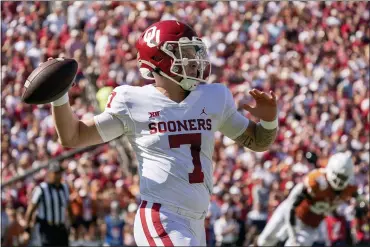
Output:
[24, 163, 73, 246]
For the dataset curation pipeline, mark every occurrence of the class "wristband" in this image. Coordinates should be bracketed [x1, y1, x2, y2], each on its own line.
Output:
[51, 93, 69, 107]
[260, 118, 278, 130]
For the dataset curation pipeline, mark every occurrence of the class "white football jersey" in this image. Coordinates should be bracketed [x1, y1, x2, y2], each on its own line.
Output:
[94, 83, 249, 213]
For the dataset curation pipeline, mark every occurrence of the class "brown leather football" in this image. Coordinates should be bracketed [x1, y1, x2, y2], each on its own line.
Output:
[21, 58, 78, 104]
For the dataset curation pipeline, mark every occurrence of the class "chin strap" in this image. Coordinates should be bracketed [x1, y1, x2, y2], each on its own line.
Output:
[139, 60, 200, 91]
[178, 78, 199, 91]
[159, 70, 199, 91]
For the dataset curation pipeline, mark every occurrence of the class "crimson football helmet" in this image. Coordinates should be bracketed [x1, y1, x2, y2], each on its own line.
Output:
[136, 20, 211, 91]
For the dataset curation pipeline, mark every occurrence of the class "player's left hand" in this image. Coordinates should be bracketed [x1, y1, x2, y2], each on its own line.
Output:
[242, 89, 277, 122]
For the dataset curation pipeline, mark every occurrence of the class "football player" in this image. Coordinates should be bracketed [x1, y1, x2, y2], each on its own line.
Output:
[257, 152, 358, 247]
[48, 20, 278, 246]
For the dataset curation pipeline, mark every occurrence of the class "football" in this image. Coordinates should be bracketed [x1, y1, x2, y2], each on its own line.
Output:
[21, 58, 78, 104]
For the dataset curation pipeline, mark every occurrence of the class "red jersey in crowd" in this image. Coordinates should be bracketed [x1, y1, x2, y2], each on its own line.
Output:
[325, 215, 347, 244]
[352, 217, 370, 243]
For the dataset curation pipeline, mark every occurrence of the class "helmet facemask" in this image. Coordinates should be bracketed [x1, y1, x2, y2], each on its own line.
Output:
[160, 37, 211, 91]
[326, 171, 350, 191]
[325, 151, 354, 191]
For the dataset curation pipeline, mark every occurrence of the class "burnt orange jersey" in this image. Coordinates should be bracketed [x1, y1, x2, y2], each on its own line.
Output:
[295, 169, 357, 227]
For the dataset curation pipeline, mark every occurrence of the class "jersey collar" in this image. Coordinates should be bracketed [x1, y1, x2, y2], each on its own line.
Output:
[147, 84, 202, 108]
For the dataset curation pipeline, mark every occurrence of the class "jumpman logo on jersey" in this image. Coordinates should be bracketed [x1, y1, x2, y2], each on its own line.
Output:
[200, 107, 207, 115]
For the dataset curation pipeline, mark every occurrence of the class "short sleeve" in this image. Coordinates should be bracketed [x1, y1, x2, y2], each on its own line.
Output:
[31, 186, 42, 205]
[93, 86, 135, 142]
[218, 85, 249, 139]
[104, 87, 130, 118]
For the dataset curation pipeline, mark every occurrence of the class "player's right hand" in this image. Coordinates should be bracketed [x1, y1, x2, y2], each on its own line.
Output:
[22, 56, 78, 105]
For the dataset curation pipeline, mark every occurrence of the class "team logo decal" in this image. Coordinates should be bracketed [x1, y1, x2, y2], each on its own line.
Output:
[143, 26, 160, 48]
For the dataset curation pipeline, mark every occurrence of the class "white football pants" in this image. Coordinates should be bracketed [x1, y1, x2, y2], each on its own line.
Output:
[134, 200, 207, 246]
[257, 200, 318, 247]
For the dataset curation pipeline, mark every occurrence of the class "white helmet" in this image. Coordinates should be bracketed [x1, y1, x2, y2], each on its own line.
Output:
[326, 152, 354, 191]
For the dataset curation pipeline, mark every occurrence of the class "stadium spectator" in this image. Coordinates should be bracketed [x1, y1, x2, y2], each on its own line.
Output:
[69, 188, 84, 241]
[101, 201, 125, 247]
[250, 177, 270, 227]
[351, 200, 370, 246]
[1, 200, 9, 243]
[3, 207, 28, 247]
[325, 208, 349, 246]
[122, 202, 136, 246]
[205, 213, 216, 247]
[214, 208, 240, 246]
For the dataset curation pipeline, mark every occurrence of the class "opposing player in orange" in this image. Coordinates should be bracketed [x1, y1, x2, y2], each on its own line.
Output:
[257, 152, 358, 246]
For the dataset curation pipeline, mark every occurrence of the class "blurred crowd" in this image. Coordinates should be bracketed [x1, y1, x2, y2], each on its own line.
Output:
[1, 1, 369, 247]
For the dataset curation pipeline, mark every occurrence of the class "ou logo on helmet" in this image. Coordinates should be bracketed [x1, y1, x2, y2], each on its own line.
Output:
[143, 26, 161, 48]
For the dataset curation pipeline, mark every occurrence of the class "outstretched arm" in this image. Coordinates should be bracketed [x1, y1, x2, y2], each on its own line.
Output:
[220, 88, 278, 152]
[33, 58, 126, 148]
[235, 89, 278, 151]
[52, 103, 104, 148]
[53, 89, 132, 148]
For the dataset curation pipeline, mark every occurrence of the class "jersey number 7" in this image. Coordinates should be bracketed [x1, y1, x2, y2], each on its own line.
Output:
[168, 133, 204, 183]
[106, 91, 117, 108]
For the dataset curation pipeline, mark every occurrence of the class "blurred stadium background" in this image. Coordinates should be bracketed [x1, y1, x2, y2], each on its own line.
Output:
[1, 1, 369, 247]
